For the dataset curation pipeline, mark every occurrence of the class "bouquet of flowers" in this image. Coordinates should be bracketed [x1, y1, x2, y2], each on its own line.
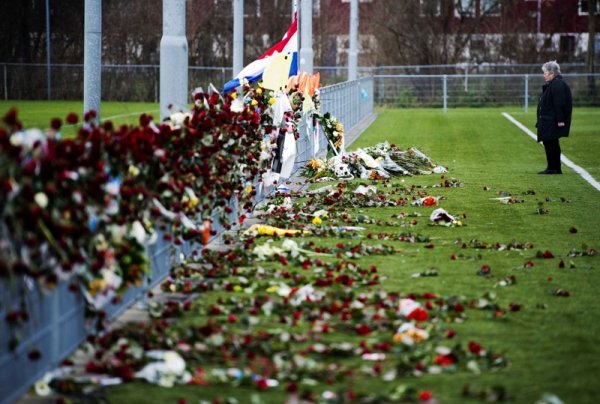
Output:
[302, 158, 333, 179]
[317, 112, 344, 156]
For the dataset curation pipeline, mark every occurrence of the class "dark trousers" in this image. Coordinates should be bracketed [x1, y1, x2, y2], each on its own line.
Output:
[543, 139, 562, 171]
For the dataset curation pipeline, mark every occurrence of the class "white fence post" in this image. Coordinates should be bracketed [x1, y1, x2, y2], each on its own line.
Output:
[160, 0, 188, 120]
[443, 74, 447, 112]
[525, 74, 529, 113]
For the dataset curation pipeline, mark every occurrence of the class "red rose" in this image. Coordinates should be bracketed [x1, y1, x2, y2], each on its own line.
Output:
[355, 323, 373, 336]
[407, 307, 428, 322]
[434, 354, 454, 366]
[255, 377, 269, 390]
[468, 341, 483, 355]
[419, 391, 432, 401]
[66, 112, 79, 124]
[50, 118, 62, 130]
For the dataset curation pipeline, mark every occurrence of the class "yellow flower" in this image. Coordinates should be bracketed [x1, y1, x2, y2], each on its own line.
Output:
[244, 223, 307, 236]
[336, 122, 344, 132]
[251, 99, 258, 106]
[233, 285, 243, 292]
[245, 185, 253, 194]
[256, 88, 263, 95]
[268, 97, 276, 105]
[231, 93, 237, 99]
[266, 285, 278, 293]
[128, 165, 140, 177]
[88, 279, 105, 297]
[312, 216, 322, 225]
[306, 159, 323, 169]
[189, 196, 199, 208]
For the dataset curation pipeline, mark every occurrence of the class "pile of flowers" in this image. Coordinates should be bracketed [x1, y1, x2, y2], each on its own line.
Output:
[303, 141, 447, 180]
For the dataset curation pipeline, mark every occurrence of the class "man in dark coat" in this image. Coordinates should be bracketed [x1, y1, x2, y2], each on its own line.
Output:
[536, 61, 573, 174]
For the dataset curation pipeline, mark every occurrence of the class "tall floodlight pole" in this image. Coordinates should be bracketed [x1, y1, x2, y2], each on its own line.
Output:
[45, 0, 51, 100]
[84, 0, 102, 121]
[348, 0, 358, 81]
[160, 0, 188, 120]
[299, 0, 313, 74]
[233, 0, 243, 77]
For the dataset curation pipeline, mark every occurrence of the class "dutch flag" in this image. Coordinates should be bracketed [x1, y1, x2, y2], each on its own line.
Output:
[223, 14, 298, 93]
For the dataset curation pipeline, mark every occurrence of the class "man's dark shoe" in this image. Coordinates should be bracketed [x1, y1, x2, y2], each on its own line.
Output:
[538, 169, 562, 174]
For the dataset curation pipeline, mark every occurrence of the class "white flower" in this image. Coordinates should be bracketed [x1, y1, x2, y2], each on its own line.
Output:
[102, 268, 122, 290]
[157, 373, 176, 388]
[135, 350, 187, 386]
[163, 351, 186, 374]
[435, 346, 451, 355]
[281, 239, 300, 258]
[253, 241, 282, 260]
[72, 191, 83, 205]
[34, 378, 51, 396]
[109, 224, 127, 244]
[34, 192, 48, 208]
[230, 97, 244, 113]
[129, 221, 147, 244]
[169, 111, 192, 126]
[10, 128, 45, 149]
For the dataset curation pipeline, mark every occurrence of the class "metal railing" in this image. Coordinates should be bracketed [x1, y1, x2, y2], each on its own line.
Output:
[0, 77, 374, 404]
[375, 73, 600, 110]
[3, 62, 597, 106]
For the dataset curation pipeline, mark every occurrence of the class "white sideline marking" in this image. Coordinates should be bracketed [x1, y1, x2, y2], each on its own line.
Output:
[62, 110, 161, 128]
[104, 110, 160, 120]
[502, 112, 600, 192]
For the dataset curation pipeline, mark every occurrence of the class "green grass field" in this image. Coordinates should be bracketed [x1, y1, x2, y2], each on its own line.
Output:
[0, 100, 159, 136]
[106, 108, 600, 403]
[5, 103, 600, 403]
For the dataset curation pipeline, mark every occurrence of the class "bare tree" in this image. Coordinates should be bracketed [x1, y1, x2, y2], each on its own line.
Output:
[368, 0, 503, 67]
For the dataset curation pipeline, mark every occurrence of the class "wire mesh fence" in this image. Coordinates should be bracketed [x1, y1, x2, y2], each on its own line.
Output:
[1, 63, 598, 108]
[374, 73, 600, 109]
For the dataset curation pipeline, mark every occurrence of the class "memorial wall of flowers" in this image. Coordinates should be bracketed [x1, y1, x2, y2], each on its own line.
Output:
[1, 81, 324, 355]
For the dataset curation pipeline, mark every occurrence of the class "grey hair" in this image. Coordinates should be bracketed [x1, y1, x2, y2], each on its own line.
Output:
[542, 61, 561, 75]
